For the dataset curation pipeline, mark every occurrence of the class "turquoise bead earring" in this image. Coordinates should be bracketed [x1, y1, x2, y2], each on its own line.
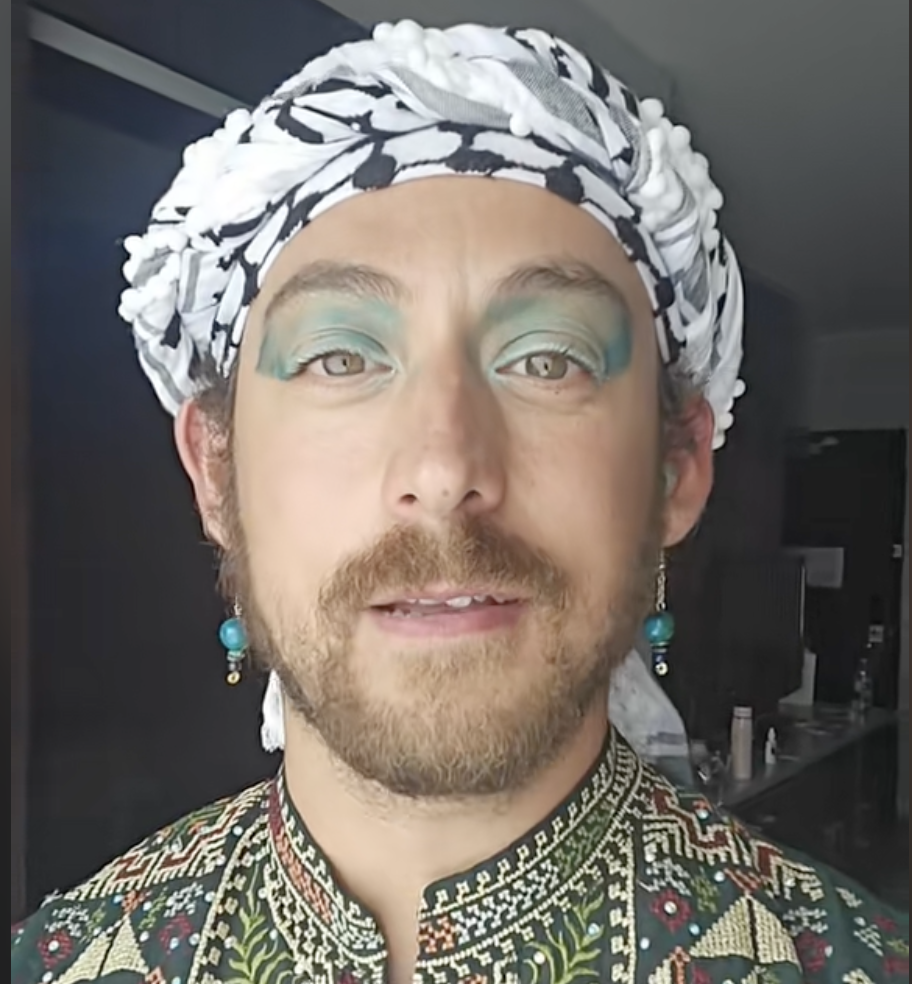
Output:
[644, 553, 675, 677]
[219, 603, 249, 686]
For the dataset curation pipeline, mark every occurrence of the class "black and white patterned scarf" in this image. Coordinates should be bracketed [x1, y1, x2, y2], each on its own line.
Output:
[119, 20, 745, 448]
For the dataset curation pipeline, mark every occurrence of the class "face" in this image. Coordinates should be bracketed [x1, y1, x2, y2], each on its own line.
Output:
[178, 177, 713, 798]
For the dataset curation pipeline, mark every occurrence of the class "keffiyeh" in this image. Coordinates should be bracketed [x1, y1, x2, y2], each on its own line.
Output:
[119, 20, 745, 447]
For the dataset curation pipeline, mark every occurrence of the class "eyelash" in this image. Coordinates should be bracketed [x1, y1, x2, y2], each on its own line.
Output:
[292, 345, 386, 377]
[289, 341, 603, 382]
[500, 343, 602, 379]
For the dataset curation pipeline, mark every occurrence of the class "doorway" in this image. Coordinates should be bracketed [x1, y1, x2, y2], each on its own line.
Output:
[783, 429, 907, 709]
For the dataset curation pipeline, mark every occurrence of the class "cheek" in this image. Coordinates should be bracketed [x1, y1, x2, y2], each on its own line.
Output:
[233, 405, 386, 596]
[506, 400, 660, 602]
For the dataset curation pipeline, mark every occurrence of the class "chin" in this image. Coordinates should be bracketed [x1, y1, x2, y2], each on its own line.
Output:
[318, 700, 580, 800]
[300, 651, 602, 799]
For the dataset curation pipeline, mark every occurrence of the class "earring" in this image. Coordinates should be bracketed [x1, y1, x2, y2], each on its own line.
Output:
[219, 603, 249, 686]
[644, 553, 675, 677]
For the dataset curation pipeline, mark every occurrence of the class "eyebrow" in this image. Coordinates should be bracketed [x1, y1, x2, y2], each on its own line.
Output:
[263, 261, 409, 323]
[488, 259, 631, 314]
[263, 257, 631, 322]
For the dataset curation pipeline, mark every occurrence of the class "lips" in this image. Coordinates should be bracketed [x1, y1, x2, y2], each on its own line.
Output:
[372, 594, 518, 618]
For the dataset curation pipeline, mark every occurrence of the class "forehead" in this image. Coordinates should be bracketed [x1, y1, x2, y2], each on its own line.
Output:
[253, 177, 651, 316]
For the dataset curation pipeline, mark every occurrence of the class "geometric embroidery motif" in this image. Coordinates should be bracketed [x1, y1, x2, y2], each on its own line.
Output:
[646, 945, 690, 984]
[689, 895, 800, 966]
[751, 843, 824, 903]
[53, 920, 149, 984]
[68, 784, 267, 901]
[837, 888, 864, 909]
[642, 787, 743, 869]
[853, 921, 884, 957]
[11, 730, 910, 984]
[50, 934, 109, 984]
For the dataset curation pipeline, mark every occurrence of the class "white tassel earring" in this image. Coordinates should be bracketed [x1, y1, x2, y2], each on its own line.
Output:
[261, 671, 286, 753]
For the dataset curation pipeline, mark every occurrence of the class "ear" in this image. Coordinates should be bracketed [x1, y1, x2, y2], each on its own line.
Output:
[662, 398, 715, 548]
[174, 399, 231, 549]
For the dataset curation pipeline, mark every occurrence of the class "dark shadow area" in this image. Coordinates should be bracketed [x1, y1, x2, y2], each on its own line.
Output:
[24, 48, 273, 910]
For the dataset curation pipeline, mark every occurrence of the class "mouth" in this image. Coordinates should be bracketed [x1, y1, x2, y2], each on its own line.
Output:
[371, 591, 519, 617]
[366, 589, 526, 638]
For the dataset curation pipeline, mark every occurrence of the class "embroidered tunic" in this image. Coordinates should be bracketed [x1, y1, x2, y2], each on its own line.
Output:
[11, 734, 909, 983]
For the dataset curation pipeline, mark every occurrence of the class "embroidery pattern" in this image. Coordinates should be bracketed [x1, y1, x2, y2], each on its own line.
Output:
[11, 735, 909, 984]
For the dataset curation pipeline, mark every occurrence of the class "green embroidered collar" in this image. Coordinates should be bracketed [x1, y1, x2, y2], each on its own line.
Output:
[265, 729, 641, 972]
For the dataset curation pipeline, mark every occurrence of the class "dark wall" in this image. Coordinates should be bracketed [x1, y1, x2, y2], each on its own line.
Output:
[24, 3, 367, 909]
[33, 0, 364, 105]
[10, 0, 31, 925]
[26, 55, 267, 909]
[665, 278, 809, 738]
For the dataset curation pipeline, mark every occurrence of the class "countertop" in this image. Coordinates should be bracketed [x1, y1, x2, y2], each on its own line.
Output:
[705, 704, 900, 809]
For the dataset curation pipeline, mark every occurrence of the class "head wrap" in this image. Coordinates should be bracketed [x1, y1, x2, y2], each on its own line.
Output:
[119, 20, 745, 445]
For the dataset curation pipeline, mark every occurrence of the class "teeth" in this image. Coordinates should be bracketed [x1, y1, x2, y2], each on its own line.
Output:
[383, 594, 514, 618]
[387, 594, 507, 611]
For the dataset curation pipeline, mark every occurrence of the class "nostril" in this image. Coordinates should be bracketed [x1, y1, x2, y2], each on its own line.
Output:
[398, 488, 484, 511]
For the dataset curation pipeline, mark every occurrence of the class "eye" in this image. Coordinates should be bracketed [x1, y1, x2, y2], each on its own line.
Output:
[308, 350, 368, 377]
[501, 348, 593, 382]
[520, 352, 574, 381]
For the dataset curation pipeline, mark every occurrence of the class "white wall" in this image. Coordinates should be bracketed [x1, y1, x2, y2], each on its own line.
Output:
[322, 0, 676, 105]
[795, 327, 909, 814]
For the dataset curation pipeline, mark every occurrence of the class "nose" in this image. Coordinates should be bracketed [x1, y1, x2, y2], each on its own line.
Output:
[382, 363, 507, 524]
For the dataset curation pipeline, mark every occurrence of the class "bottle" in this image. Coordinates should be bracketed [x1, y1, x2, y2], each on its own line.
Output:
[763, 727, 778, 769]
[851, 652, 873, 718]
[730, 706, 754, 782]
[852, 601, 882, 718]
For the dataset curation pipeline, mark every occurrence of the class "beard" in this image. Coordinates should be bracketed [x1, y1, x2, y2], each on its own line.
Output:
[217, 468, 664, 800]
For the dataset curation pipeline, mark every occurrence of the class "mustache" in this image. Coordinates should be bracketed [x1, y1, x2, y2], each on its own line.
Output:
[317, 519, 570, 616]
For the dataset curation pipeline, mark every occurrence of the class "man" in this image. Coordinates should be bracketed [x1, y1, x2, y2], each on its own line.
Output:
[12, 20, 908, 984]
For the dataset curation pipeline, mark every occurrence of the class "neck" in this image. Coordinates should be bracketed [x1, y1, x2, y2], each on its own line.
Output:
[282, 703, 610, 984]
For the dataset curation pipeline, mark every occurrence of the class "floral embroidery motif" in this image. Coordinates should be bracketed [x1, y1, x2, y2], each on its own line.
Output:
[642, 857, 695, 897]
[417, 917, 460, 956]
[883, 954, 909, 977]
[37, 930, 73, 969]
[158, 913, 194, 953]
[843, 971, 875, 984]
[223, 890, 296, 983]
[853, 920, 884, 957]
[525, 884, 605, 984]
[651, 891, 693, 934]
[794, 931, 829, 973]
[837, 888, 863, 909]
[780, 906, 828, 936]
[691, 873, 720, 916]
